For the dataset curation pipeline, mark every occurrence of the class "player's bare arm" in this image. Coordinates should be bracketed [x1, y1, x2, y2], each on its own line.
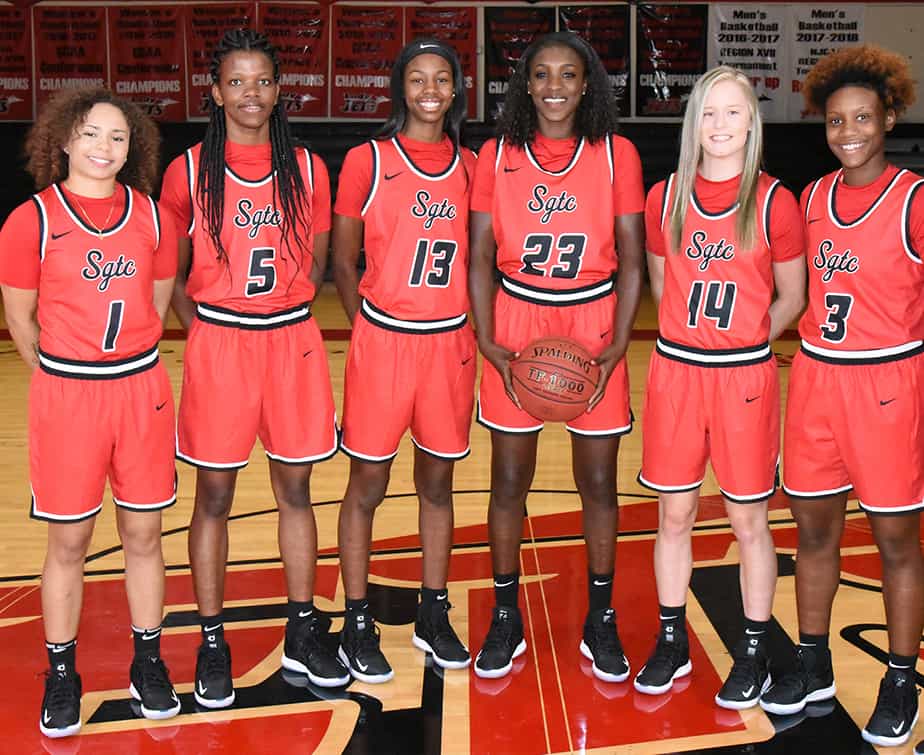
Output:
[331, 214, 364, 324]
[1, 285, 39, 369]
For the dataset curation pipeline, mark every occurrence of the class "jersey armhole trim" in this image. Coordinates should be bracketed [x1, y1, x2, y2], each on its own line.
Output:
[902, 179, 924, 264]
[660, 173, 674, 231]
[606, 133, 615, 185]
[804, 177, 823, 223]
[32, 196, 47, 263]
[147, 194, 161, 248]
[762, 179, 781, 250]
[494, 137, 504, 174]
[303, 147, 315, 192]
[184, 148, 196, 234]
[360, 141, 379, 217]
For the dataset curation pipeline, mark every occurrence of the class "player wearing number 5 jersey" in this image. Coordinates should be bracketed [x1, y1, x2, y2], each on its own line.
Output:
[635, 67, 805, 709]
[0, 88, 181, 737]
[762, 46, 924, 747]
[332, 39, 477, 682]
[469, 32, 645, 682]
[160, 30, 347, 704]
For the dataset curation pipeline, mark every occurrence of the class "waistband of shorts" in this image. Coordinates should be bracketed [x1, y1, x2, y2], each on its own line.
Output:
[655, 337, 772, 366]
[499, 273, 614, 306]
[800, 339, 924, 365]
[196, 301, 312, 330]
[38, 344, 160, 379]
[360, 299, 467, 334]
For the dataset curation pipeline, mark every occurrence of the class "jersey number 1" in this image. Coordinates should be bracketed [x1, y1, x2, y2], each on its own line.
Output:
[103, 300, 124, 352]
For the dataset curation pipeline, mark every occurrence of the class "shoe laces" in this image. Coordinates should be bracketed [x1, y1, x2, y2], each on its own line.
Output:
[647, 633, 687, 673]
[428, 601, 463, 645]
[44, 669, 79, 709]
[726, 653, 762, 687]
[482, 610, 516, 654]
[199, 645, 230, 679]
[293, 616, 328, 659]
[350, 617, 383, 655]
[875, 673, 914, 719]
[138, 657, 173, 694]
[772, 646, 816, 693]
[589, 611, 622, 653]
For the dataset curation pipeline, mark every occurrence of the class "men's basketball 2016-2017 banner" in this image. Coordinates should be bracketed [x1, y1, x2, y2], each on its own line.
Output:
[0, 1, 870, 122]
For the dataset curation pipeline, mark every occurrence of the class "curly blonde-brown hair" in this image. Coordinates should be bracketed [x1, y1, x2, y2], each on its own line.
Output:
[803, 44, 916, 117]
[24, 87, 160, 193]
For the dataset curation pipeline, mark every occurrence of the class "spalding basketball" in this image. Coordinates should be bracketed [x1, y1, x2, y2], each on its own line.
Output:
[510, 337, 601, 422]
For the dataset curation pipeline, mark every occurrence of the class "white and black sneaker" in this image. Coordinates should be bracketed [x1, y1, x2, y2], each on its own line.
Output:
[194, 642, 235, 709]
[338, 612, 394, 683]
[634, 627, 692, 695]
[282, 613, 350, 687]
[474, 606, 527, 679]
[129, 656, 181, 719]
[861, 667, 919, 747]
[39, 665, 81, 738]
[579, 608, 630, 683]
[759, 645, 835, 716]
[715, 637, 771, 710]
[412, 599, 471, 670]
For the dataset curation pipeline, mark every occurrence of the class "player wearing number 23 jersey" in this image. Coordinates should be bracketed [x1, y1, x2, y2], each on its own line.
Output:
[784, 165, 924, 512]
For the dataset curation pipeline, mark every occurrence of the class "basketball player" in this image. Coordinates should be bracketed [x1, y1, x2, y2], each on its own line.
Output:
[634, 67, 805, 708]
[758, 46, 924, 748]
[469, 32, 645, 680]
[332, 38, 476, 682]
[0, 88, 180, 736]
[160, 30, 346, 705]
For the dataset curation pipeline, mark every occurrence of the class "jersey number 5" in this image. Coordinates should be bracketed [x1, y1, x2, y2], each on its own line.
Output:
[687, 280, 736, 330]
[409, 239, 457, 288]
[246, 247, 277, 297]
[520, 233, 587, 279]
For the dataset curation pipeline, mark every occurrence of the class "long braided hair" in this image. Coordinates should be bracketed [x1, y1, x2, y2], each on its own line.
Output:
[197, 28, 311, 268]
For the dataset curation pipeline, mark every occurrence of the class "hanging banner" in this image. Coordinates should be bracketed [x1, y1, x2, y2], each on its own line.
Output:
[788, 4, 864, 120]
[331, 4, 402, 119]
[258, 2, 327, 119]
[708, 5, 787, 121]
[34, 6, 107, 110]
[0, 6, 31, 121]
[559, 4, 630, 118]
[405, 6, 477, 120]
[484, 5, 555, 123]
[635, 4, 708, 117]
[185, 3, 255, 120]
[108, 6, 185, 122]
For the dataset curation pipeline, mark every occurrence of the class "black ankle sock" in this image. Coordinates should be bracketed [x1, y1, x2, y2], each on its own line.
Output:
[743, 616, 769, 640]
[659, 604, 686, 635]
[286, 600, 315, 637]
[46, 638, 76, 671]
[200, 614, 225, 649]
[132, 625, 162, 660]
[798, 632, 828, 651]
[420, 586, 447, 612]
[493, 573, 519, 609]
[888, 652, 917, 672]
[588, 571, 613, 613]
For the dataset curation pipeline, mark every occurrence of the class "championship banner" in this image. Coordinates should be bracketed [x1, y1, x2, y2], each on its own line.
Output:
[258, 2, 327, 119]
[108, 6, 185, 122]
[484, 5, 555, 123]
[559, 4, 630, 118]
[709, 5, 787, 121]
[405, 6, 477, 120]
[0, 6, 31, 121]
[787, 4, 863, 120]
[635, 3, 708, 117]
[185, 3, 255, 120]
[330, 4, 402, 119]
[33, 6, 106, 110]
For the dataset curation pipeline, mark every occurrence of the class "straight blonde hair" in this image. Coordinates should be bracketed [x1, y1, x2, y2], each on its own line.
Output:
[669, 66, 764, 253]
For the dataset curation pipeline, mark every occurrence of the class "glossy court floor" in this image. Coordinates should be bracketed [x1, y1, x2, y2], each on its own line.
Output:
[0, 287, 919, 754]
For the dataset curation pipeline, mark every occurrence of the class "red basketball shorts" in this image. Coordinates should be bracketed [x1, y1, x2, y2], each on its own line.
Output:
[639, 351, 780, 502]
[783, 349, 924, 514]
[341, 311, 476, 461]
[29, 358, 176, 521]
[478, 289, 631, 435]
[177, 308, 338, 469]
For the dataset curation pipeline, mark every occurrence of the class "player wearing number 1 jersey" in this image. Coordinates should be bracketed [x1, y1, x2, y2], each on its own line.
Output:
[468, 32, 645, 681]
[0, 88, 181, 737]
[160, 30, 347, 705]
[332, 39, 476, 682]
[761, 47, 924, 747]
[635, 67, 805, 709]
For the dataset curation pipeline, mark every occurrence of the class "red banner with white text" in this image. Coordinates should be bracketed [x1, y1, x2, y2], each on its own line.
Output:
[33, 5, 106, 109]
[0, 5, 31, 120]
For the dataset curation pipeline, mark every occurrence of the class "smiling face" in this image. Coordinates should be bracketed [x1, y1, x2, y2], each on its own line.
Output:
[528, 44, 586, 138]
[402, 53, 454, 136]
[700, 78, 752, 167]
[211, 50, 279, 144]
[63, 102, 129, 193]
[825, 84, 895, 185]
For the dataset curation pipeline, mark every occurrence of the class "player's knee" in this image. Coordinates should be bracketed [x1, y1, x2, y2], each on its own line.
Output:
[195, 486, 235, 519]
[660, 504, 697, 538]
[730, 513, 770, 548]
[491, 466, 531, 505]
[416, 479, 452, 509]
[797, 524, 839, 553]
[120, 523, 162, 558]
[273, 484, 310, 511]
[876, 533, 923, 570]
[47, 534, 92, 567]
[574, 469, 616, 508]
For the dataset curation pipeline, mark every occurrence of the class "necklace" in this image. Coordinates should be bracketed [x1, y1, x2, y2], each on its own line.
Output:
[70, 191, 117, 238]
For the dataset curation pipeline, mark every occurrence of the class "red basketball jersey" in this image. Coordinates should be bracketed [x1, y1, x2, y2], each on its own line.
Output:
[800, 167, 924, 358]
[356, 137, 475, 321]
[652, 172, 783, 353]
[490, 136, 619, 294]
[182, 143, 319, 312]
[30, 183, 165, 364]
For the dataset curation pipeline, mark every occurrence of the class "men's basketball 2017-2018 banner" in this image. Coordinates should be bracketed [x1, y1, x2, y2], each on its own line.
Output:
[0, 1, 871, 122]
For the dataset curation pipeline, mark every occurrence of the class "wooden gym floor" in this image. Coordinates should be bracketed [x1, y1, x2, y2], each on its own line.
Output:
[0, 286, 919, 754]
